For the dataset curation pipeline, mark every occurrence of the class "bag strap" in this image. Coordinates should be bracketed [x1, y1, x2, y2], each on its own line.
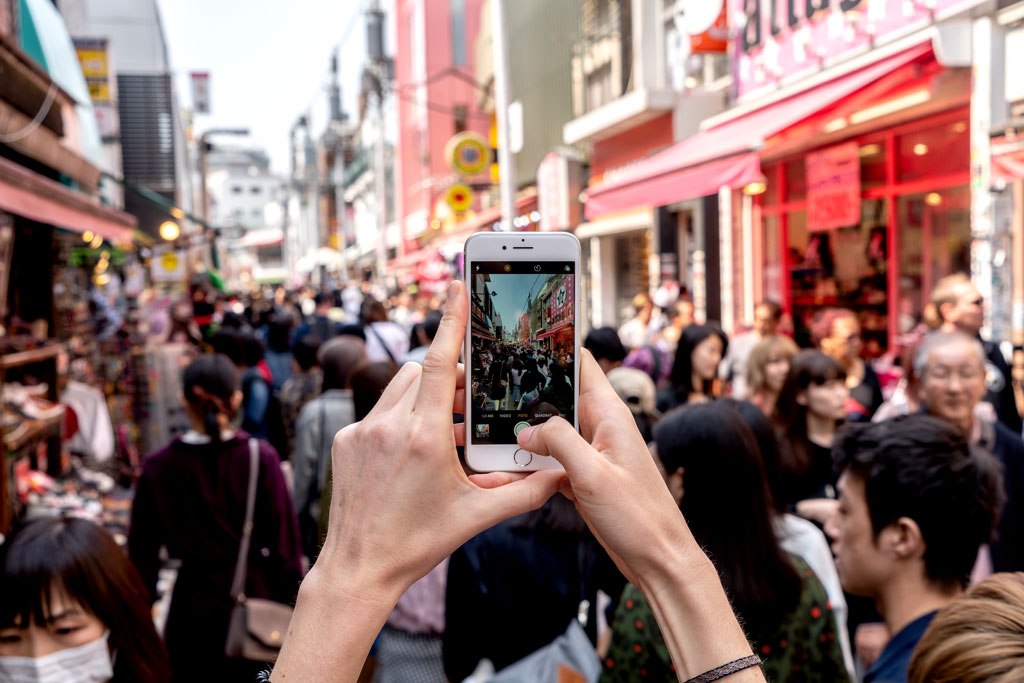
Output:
[368, 323, 399, 366]
[230, 438, 261, 603]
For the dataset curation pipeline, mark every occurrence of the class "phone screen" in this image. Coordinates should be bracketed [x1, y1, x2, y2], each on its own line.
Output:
[470, 261, 575, 445]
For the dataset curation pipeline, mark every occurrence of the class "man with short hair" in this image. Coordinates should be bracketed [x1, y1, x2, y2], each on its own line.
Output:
[294, 291, 341, 345]
[914, 330, 1024, 572]
[931, 273, 1021, 432]
[719, 300, 783, 399]
[826, 414, 1004, 683]
[583, 327, 627, 374]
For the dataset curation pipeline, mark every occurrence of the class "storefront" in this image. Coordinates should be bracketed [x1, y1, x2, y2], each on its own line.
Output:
[541, 275, 575, 356]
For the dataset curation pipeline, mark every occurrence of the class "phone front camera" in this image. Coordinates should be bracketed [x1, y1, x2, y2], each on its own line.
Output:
[502, 245, 507, 250]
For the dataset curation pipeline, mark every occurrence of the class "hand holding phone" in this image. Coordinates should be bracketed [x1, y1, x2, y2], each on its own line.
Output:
[463, 233, 581, 472]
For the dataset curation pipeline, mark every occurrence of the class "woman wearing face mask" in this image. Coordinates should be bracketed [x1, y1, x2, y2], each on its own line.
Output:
[129, 354, 303, 681]
[772, 350, 850, 526]
[658, 323, 728, 412]
[0, 517, 170, 683]
[746, 335, 799, 416]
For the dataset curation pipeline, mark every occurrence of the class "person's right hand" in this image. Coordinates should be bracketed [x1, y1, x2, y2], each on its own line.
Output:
[516, 350, 694, 590]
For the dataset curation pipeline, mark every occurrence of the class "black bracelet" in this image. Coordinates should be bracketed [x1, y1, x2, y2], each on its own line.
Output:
[684, 654, 763, 683]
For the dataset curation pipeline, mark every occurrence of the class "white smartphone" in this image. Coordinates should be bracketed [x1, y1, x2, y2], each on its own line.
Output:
[463, 232, 581, 472]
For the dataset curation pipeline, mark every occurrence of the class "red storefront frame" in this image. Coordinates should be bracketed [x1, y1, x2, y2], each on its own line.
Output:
[756, 105, 971, 350]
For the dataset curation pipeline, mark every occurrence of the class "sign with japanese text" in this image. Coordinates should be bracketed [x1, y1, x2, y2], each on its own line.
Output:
[547, 276, 575, 329]
[728, 0, 984, 100]
[190, 72, 211, 114]
[73, 38, 110, 102]
[806, 142, 860, 232]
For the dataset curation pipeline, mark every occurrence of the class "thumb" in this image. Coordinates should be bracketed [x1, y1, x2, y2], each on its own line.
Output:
[517, 416, 594, 482]
[468, 469, 562, 529]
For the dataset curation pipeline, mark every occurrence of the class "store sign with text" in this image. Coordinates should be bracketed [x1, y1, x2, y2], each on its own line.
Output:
[728, 0, 984, 99]
[806, 142, 860, 232]
[547, 276, 575, 329]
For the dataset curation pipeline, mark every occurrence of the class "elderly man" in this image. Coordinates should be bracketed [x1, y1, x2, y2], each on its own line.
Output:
[930, 273, 1021, 432]
[915, 331, 1024, 572]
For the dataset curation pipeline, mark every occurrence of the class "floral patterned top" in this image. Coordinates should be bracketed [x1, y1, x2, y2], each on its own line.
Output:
[600, 555, 848, 682]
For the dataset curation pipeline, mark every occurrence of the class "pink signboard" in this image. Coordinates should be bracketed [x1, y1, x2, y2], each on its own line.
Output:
[728, 0, 982, 100]
[547, 276, 575, 330]
[806, 142, 861, 232]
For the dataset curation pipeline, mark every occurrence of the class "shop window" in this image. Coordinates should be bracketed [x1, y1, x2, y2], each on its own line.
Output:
[897, 186, 970, 329]
[784, 160, 806, 201]
[786, 199, 889, 353]
[763, 215, 783, 303]
[897, 119, 969, 183]
[762, 163, 780, 204]
[859, 139, 887, 190]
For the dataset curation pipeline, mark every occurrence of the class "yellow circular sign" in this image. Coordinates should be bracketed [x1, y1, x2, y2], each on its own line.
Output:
[445, 132, 490, 177]
[446, 184, 474, 213]
[160, 251, 180, 272]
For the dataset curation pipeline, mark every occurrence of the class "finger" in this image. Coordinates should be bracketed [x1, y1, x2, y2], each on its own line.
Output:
[468, 471, 530, 489]
[452, 388, 466, 415]
[517, 416, 597, 483]
[365, 362, 421, 420]
[415, 281, 467, 421]
[466, 469, 562, 529]
[453, 421, 465, 447]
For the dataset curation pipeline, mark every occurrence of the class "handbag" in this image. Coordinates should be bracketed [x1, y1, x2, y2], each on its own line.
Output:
[225, 438, 294, 661]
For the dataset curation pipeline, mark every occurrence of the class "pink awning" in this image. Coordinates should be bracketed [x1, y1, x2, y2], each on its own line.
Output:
[584, 42, 934, 220]
[994, 149, 1024, 183]
[0, 156, 135, 242]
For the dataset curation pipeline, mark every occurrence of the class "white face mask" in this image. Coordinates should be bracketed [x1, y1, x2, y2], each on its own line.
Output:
[0, 630, 113, 683]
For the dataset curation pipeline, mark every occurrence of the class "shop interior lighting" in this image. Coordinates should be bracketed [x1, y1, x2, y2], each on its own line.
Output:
[913, 143, 929, 156]
[170, 207, 185, 219]
[859, 144, 882, 157]
[90, 235, 103, 249]
[743, 175, 768, 195]
[159, 221, 181, 241]
[81, 231, 94, 243]
[951, 122, 967, 133]
[93, 273, 110, 286]
[925, 192, 943, 206]
[849, 89, 930, 126]
[823, 118, 848, 134]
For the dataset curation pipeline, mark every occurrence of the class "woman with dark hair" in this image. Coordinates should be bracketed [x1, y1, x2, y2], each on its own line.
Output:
[517, 357, 545, 409]
[720, 398, 855, 676]
[129, 354, 303, 681]
[602, 403, 847, 682]
[265, 315, 295, 392]
[658, 323, 727, 411]
[0, 517, 170, 682]
[772, 350, 849, 524]
[538, 361, 573, 415]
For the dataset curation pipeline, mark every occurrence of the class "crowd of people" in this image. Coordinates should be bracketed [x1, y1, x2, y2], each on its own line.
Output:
[2, 272, 1024, 683]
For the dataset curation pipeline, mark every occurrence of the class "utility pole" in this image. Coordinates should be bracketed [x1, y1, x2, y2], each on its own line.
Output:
[366, 1, 391, 281]
[198, 128, 249, 268]
[491, 0, 516, 231]
[329, 52, 350, 279]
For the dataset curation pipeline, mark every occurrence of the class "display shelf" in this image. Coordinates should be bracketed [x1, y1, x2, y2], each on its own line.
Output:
[5, 411, 64, 453]
[1, 344, 63, 369]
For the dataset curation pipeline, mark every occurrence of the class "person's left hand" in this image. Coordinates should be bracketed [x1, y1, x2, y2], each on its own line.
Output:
[311, 281, 564, 603]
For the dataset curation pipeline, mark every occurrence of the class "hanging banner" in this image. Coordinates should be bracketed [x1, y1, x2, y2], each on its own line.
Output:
[73, 38, 111, 102]
[806, 142, 861, 232]
[190, 72, 211, 114]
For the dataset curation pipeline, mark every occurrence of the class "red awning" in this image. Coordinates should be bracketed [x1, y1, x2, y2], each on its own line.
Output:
[994, 148, 1024, 183]
[585, 42, 934, 219]
[0, 155, 136, 242]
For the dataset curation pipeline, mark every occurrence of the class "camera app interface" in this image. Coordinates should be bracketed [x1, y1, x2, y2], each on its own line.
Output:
[471, 261, 575, 445]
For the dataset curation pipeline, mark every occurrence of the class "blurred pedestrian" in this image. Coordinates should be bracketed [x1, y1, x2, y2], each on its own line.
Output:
[617, 293, 653, 350]
[914, 331, 1024, 572]
[746, 334, 799, 416]
[720, 300, 783, 398]
[648, 297, 694, 355]
[129, 355, 302, 681]
[265, 315, 295, 393]
[294, 292, 341, 345]
[812, 309, 883, 422]
[583, 326, 627, 374]
[292, 336, 365, 559]
[0, 517, 170, 683]
[362, 298, 410, 365]
[607, 367, 660, 443]
[658, 323, 727, 411]
[603, 403, 847, 682]
[773, 350, 849, 525]
[280, 334, 323, 457]
[405, 310, 443, 364]
[908, 572, 1024, 683]
[930, 273, 1022, 432]
[825, 415, 1003, 683]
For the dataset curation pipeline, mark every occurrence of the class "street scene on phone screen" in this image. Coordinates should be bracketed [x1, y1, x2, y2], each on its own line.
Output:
[471, 269, 575, 442]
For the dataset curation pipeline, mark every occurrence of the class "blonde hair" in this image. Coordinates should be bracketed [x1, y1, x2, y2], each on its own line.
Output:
[908, 572, 1024, 683]
[929, 273, 972, 324]
[746, 335, 799, 393]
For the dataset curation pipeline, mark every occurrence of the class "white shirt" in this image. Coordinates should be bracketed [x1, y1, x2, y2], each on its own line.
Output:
[365, 321, 410, 365]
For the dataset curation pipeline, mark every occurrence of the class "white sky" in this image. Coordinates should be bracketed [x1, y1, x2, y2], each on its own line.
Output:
[156, 0, 382, 174]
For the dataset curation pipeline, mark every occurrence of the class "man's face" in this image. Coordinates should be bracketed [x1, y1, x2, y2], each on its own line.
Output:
[823, 316, 862, 363]
[674, 303, 695, 330]
[947, 284, 984, 336]
[826, 472, 892, 598]
[753, 305, 778, 337]
[918, 340, 986, 431]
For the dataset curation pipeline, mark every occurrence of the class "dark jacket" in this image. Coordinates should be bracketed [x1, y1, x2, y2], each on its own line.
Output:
[987, 420, 1024, 572]
[129, 432, 303, 681]
[443, 500, 626, 682]
[984, 340, 1022, 433]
